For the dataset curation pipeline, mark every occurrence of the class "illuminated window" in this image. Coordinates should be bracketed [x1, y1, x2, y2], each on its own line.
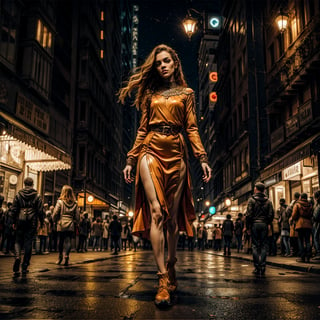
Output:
[101, 11, 104, 21]
[100, 30, 104, 40]
[36, 20, 41, 42]
[36, 19, 52, 53]
[100, 49, 104, 59]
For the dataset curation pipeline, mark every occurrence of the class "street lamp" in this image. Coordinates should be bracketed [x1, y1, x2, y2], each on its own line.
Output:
[182, 15, 197, 40]
[276, 10, 289, 32]
[225, 198, 231, 207]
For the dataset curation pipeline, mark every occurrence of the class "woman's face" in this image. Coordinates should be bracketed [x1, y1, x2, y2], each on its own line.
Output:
[155, 50, 176, 81]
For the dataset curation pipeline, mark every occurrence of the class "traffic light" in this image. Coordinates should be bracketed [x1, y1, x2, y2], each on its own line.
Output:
[209, 206, 216, 215]
[209, 92, 217, 102]
[209, 72, 218, 82]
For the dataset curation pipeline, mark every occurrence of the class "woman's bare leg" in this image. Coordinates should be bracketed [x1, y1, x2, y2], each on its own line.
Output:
[166, 160, 186, 262]
[140, 155, 166, 274]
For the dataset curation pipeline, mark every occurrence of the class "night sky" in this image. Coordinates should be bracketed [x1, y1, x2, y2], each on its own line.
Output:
[133, 0, 220, 91]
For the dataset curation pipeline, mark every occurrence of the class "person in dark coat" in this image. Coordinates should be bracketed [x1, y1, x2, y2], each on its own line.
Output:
[246, 182, 274, 275]
[109, 215, 122, 254]
[292, 193, 313, 263]
[222, 214, 234, 256]
[10, 177, 44, 276]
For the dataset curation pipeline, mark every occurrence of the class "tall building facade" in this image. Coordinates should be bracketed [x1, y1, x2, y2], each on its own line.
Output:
[0, 0, 134, 219]
[260, 0, 320, 205]
[209, 0, 320, 217]
[0, 0, 72, 205]
[72, 0, 125, 217]
[211, 0, 267, 217]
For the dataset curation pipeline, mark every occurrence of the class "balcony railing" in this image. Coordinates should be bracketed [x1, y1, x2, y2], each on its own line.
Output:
[285, 114, 299, 137]
[298, 100, 313, 127]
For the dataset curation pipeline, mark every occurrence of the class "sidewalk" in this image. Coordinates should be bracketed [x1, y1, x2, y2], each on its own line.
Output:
[0, 249, 135, 277]
[206, 250, 320, 274]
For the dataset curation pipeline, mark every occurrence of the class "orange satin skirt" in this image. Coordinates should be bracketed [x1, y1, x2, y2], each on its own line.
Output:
[132, 131, 196, 239]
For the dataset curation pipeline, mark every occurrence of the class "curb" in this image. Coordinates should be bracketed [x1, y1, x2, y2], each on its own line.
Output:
[204, 251, 320, 275]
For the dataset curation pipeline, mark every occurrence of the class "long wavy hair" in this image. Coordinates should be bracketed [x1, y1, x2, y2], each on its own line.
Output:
[59, 185, 76, 204]
[118, 44, 187, 110]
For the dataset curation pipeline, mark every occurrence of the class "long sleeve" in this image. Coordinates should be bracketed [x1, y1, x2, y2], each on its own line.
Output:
[52, 200, 62, 223]
[126, 104, 149, 167]
[184, 90, 208, 163]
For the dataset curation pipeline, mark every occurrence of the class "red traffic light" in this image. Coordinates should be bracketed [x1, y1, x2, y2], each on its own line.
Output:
[209, 72, 218, 82]
[209, 92, 218, 102]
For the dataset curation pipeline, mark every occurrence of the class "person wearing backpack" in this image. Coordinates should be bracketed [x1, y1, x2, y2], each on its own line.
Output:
[292, 193, 313, 263]
[10, 177, 44, 276]
[53, 185, 80, 266]
[246, 182, 274, 276]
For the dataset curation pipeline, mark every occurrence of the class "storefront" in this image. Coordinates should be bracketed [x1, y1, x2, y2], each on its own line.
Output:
[260, 134, 320, 208]
[0, 112, 72, 203]
[77, 191, 109, 219]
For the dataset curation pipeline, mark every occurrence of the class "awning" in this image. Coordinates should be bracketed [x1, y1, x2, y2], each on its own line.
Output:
[77, 192, 109, 210]
[0, 111, 72, 172]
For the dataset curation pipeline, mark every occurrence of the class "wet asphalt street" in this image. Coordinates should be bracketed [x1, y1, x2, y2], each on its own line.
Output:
[0, 250, 319, 320]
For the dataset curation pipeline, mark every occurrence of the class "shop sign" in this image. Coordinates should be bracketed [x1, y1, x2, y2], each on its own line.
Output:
[264, 174, 278, 187]
[283, 162, 301, 180]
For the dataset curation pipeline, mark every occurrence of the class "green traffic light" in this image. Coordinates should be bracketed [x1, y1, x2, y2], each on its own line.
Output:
[209, 206, 216, 215]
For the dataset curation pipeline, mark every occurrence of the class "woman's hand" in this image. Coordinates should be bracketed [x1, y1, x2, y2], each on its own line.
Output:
[201, 162, 212, 183]
[123, 165, 134, 184]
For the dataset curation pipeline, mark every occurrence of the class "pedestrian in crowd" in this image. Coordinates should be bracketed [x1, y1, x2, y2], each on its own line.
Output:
[2, 202, 14, 254]
[243, 217, 252, 254]
[121, 222, 130, 250]
[292, 193, 313, 263]
[132, 233, 140, 252]
[197, 224, 205, 250]
[109, 214, 122, 255]
[37, 210, 50, 254]
[187, 223, 196, 251]
[222, 214, 234, 256]
[313, 191, 320, 259]
[207, 228, 213, 249]
[53, 185, 80, 266]
[287, 192, 300, 257]
[0, 195, 5, 251]
[91, 217, 103, 251]
[234, 214, 244, 253]
[77, 212, 90, 252]
[246, 182, 274, 276]
[44, 205, 54, 252]
[10, 177, 44, 276]
[101, 218, 109, 251]
[214, 225, 222, 251]
[271, 199, 281, 256]
[120, 44, 212, 306]
[278, 198, 290, 256]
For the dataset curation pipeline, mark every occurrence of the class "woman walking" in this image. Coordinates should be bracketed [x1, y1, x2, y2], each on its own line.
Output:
[119, 44, 211, 306]
[53, 185, 79, 266]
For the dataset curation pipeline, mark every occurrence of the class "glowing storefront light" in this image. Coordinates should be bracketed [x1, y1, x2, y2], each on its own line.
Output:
[0, 112, 71, 172]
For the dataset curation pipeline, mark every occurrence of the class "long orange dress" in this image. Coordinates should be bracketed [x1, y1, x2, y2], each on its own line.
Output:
[127, 86, 208, 239]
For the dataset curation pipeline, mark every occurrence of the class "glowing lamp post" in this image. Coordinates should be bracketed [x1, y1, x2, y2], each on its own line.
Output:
[276, 11, 289, 32]
[182, 16, 197, 40]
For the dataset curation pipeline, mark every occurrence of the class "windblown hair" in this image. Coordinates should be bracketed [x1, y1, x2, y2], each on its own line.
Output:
[59, 185, 76, 204]
[118, 44, 187, 110]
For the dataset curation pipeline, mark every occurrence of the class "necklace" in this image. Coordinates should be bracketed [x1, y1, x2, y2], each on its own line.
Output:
[156, 86, 187, 98]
